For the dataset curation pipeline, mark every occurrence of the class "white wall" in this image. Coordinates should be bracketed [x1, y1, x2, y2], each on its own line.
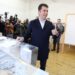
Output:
[0, 0, 75, 22]
[65, 14, 75, 45]
[28, 1, 75, 22]
[0, 0, 30, 21]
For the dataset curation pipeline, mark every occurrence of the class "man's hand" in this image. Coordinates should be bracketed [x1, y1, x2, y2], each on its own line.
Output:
[16, 36, 24, 42]
[52, 29, 58, 35]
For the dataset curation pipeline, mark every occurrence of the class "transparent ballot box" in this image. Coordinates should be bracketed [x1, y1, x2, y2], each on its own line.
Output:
[0, 36, 38, 65]
[0, 36, 49, 75]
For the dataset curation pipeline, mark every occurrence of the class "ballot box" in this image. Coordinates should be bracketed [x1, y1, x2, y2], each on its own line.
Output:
[0, 40, 49, 75]
[20, 43, 38, 65]
[0, 36, 38, 65]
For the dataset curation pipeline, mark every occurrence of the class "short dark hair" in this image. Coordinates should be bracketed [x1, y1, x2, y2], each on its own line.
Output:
[38, 3, 48, 11]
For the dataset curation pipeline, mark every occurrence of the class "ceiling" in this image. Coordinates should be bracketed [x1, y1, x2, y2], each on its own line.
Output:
[51, 0, 75, 3]
[22, 0, 75, 4]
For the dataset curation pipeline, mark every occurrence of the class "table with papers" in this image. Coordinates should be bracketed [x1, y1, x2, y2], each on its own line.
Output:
[0, 36, 38, 65]
[0, 36, 49, 75]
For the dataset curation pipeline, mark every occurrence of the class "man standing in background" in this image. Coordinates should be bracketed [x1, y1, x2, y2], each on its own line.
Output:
[52, 19, 64, 53]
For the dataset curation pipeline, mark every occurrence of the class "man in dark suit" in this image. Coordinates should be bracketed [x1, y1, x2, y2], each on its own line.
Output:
[17, 3, 56, 70]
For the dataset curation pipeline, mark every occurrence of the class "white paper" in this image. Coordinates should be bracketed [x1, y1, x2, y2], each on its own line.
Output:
[20, 47, 32, 64]
[0, 39, 20, 48]
[15, 61, 37, 75]
[0, 36, 7, 40]
[34, 69, 49, 75]
[0, 51, 15, 71]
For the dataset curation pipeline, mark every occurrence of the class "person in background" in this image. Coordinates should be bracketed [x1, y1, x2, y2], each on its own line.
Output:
[13, 14, 18, 25]
[23, 19, 29, 32]
[52, 19, 64, 53]
[0, 16, 5, 35]
[9, 16, 14, 25]
[5, 20, 14, 38]
[13, 20, 22, 38]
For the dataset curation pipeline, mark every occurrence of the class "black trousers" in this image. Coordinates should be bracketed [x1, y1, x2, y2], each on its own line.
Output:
[40, 59, 47, 71]
[53, 35, 61, 52]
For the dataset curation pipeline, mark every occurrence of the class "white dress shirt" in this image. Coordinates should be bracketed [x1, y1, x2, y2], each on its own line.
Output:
[39, 18, 46, 29]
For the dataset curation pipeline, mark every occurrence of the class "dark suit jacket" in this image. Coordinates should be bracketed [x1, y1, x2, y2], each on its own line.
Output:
[24, 19, 54, 60]
[0, 21, 5, 35]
